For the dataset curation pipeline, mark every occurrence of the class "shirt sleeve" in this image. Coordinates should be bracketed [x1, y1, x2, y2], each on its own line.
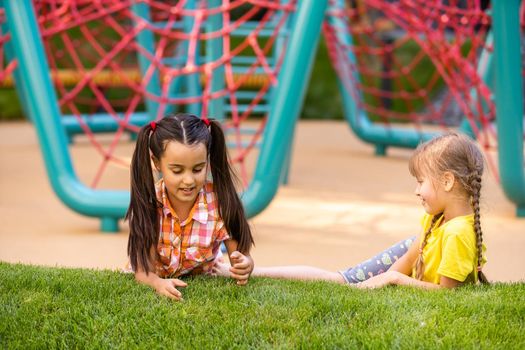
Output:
[437, 232, 476, 282]
[215, 220, 230, 242]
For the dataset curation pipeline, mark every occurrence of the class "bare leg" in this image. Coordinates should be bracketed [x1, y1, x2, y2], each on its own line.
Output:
[213, 261, 345, 284]
[254, 265, 345, 284]
[213, 236, 416, 285]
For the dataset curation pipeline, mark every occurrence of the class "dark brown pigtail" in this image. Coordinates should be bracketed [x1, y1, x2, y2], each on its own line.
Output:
[126, 123, 161, 274]
[470, 169, 489, 284]
[208, 119, 254, 254]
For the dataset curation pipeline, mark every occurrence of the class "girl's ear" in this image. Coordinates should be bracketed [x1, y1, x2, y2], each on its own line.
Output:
[442, 171, 455, 192]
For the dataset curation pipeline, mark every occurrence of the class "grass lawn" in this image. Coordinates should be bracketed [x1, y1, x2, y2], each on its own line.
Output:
[1, 262, 524, 349]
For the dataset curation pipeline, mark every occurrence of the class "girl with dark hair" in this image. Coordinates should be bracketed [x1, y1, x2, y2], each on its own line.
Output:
[126, 113, 254, 300]
[215, 132, 488, 289]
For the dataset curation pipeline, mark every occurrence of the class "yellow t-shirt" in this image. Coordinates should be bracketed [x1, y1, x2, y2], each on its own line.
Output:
[411, 214, 487, 284]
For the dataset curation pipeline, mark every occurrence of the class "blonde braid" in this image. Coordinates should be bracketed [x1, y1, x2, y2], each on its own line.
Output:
[415, 214, 442, 280]
[470, 169, 489, 284]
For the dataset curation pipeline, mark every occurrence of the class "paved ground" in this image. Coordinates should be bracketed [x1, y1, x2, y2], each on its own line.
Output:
[1, 120, 524, 282]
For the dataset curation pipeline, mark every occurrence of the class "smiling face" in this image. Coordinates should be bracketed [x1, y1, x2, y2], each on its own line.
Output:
[154, 140, 208, 211]
[414, 174, 448, 216]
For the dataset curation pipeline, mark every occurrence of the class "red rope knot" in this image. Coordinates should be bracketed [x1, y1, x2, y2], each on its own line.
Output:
[150, 121, 157, 131]
[202, 118, 210, 127]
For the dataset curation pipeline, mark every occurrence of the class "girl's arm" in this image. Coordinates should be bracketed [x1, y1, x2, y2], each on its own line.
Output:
[134, 269, 187, 300]
[357, 235, 462, 289]
[224, 239, 254, 285]
[358, 271, 461, 289]
[134, 246, 187, 300]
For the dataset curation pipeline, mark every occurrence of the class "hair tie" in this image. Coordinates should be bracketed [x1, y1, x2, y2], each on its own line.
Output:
[150, 121, 157, 131]
[477, 266, 482, 272]
[202, 118, 210, 127]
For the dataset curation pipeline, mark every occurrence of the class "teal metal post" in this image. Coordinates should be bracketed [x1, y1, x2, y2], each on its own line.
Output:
[131, 1, 161, 121]
[183, 0, 202, 116]
[274, 0, 293, 185]
[4, 0, 129, 232]
[206, 0, 225, 120]
[242, 0, 328, 217]
[492, 0, 525, 217]
[0, 0, 32, 123]
[459, 32, 495, 138]
[60, 112, 150, 134]
[58, 1, 162, 138]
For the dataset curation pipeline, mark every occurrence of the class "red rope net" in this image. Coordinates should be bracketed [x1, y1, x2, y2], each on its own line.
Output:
[1, 1, 521, 188]
[0, 9, 18, 89]
[30, 0, 296, 188]
[324, 0, 500, 177]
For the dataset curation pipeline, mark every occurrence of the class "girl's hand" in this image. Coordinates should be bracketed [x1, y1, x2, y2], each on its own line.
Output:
[229, 251, 254, 286]
[356, 271, 399, 289]
[153, 278, 187, 300]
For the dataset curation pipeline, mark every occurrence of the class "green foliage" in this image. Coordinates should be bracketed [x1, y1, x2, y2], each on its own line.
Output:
[360, 38, 474, 122]
[0, 32, 343, 122]
[0, 88, 24, 121]
[1, 262, 524, 349]
[301, 38, 343, 120]
[0, 37, 464, 123]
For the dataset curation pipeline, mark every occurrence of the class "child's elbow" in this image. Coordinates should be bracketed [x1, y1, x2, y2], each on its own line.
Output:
[439, 275, 464, 288]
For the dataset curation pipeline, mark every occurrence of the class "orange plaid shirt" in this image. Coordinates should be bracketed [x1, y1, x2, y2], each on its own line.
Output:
[154, 179, 229, 278]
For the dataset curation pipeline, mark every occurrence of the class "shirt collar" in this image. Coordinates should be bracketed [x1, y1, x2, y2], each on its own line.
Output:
[188, 189, 208, 225]
[159, 180, 209, 225]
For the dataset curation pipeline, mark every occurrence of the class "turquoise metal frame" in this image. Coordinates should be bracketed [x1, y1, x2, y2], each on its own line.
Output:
[242, 0, 327, 216]
[492, 0, 525, 217]
[3, 0, 130, 232]
[327, 0, 493, 156]
[130, 1, 162, 121]
[0, 0, 31, 122]
[5, 0, 523, 224]
[326, 0, 440, 156]
[129, 0, 319, 214]
[326, 0, 524, 216]
[3, 0, 328, 231]
[59, 0, 293, 137]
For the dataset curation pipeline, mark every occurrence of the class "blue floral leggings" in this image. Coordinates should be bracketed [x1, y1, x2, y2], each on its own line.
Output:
[339, 236, 416, 284]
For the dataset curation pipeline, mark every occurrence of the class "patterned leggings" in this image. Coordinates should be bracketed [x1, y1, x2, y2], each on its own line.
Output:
[339, 236, 416, 284]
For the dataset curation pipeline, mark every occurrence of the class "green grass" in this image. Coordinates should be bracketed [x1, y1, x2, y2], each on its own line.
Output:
[1, 262, 524, 349]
